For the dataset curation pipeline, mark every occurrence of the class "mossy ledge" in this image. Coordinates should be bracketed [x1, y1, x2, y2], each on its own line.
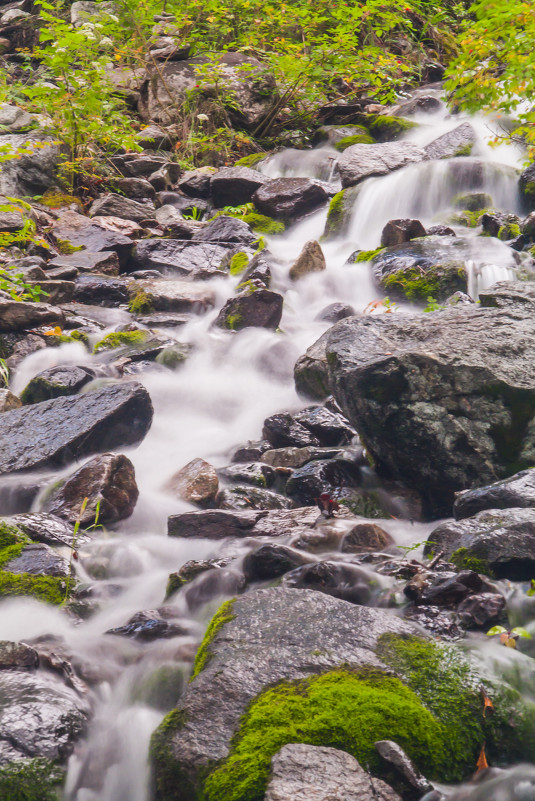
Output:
[93, 330, 150, 353]
[0, 521, 69, 605]
[190, 599, 236, 680]
[0, 757, 64, 801]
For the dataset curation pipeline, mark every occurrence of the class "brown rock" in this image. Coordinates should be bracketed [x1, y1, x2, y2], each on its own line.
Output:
[289, 240, 326, 281]
[0, 388, 22, 412]
[165, 458, 219, 506]
[341, 522, 393, 553]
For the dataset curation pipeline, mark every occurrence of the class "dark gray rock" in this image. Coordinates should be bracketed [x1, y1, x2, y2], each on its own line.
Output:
[129, 239, 231, 277]
[44, 452, 138, 526]
[454, 469, 535, 519]
[210, 166, 270, 207]
[73, 274, 132, 306]
[111, 176, 156, 199]
[294, 328, 331, 400]
[47, 250, 120, 276]
[4, 542, 70, 577]
[320, 290, 535, 514]
[424, 123, 476, 160]
[265, 743, 402, 801]
[89, 193, 156, 223]
[425, 508, 535, 579]
[338, 142, 426, 188]
[294, 406, 355, 446]
[374, 740, 432, 801]
[51, 211, 134, 268]
[20, 365, 94, 405]
[480, 211, 520, 239]
[0, 641, 39, 671]
[167, 505, 321, 539]
[176, 169, 215, 199]
[106, 610, 191, 641]
[282, 560, 374, 604]
[427, 225, 456, 237]
[219, 462, 275, 489]
[0, 382, 153, 475]
[253, 178, 329, 221]
[520, 163, 535, 211]
[263, 412, 321, 448]
[242, 543, 312, 582]
[380, 219, 426, 247]
[285, 458, 360, 505]
[456, 593, 506, 631]
[0, 132, 59, 197]
[192, 215, 257, 246]
[9, 513, 76, 548]
[0, 298, 64, 333]
[216, 485, 292, 511]
[215, 288, 283, 330]
[316, 302, 356, 323]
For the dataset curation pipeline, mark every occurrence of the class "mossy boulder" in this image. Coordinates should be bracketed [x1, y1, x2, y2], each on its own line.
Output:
[371, 236, 468, 303]
[314, 124, 374, 148]
[452, 192, 493, 212]
[20, 365, 94, 405]
[150, 588, 535, 801]
[323, 186, 360, 240]
[425, 123, 476, 160]
[364, 114, 417, 142]
[241, 213, 285, 235]
[215, 288, 283, 331]
[334, 133, 374, 151]
[93, 330, 150, 354]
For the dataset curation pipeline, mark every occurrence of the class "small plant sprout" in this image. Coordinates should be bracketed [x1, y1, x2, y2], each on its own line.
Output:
[63, 496, 88, 603]
[527, 579, 535, 597]
[423, 296, 446, 312]
[0, 358, 9, 388]
[363, 297, 398, 315]
[486, 625, 532, 648]
[396, 540, 433, 561]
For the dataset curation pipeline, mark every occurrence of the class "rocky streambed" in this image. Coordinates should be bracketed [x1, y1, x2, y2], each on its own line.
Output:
[2, 88, 535, 801]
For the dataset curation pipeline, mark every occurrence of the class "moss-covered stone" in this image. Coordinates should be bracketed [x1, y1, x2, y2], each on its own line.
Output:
[150, 708, 190, 801]
[229, 251, 249, 276]
[452, 193, 493, 212]
[190, 599, 236, 680]
[498, 222, 521, 241]
[365, 114, 417, 142]
[334, 133, 374, 151]
[39, 190, 83, 211]
[129, 289, 155, 315]
[155, 344, 190, 369]
[453, 143, 473, 157]
[354, 247, 385, 263]
[449, 209, 490, 228]
[93, 330, 150, 353]
[55, 238, 84, 255]
[450, 547, 493, 576]
[241, 213, 285, 235]
[323, 188, 359, 239]
[234, 153, 266, 169]
[0, 573, 68, 605]
[0, 758, 64, 801]
[382, 263, 466, 303]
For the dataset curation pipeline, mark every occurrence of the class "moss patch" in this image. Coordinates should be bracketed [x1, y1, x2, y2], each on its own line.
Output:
[498, 222, 521, 241]
[93, 330, 149, 353]
[55, 238, 83, 255]
[453, 143, 473, 157]
[365, 114, 417, 141]
[355, 247, 384, 263]
[382, 263, 466, 303]
[0, 758, 64, 801]
[129, 289, 155, 315]
[452, 193, 492, 212]
[241, 213, 285, 235]
[0, 573, 68, 605]
[450, 547, 493, 576]
[190, 599, 236, 680]
[229, 252, 249, 276]
[150, 708, 192, 801]
[334, 133, 374, 151]
[234, 153, 266, 168]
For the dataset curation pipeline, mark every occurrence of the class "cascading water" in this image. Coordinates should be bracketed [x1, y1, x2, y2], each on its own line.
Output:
[1, 93, 533, 800]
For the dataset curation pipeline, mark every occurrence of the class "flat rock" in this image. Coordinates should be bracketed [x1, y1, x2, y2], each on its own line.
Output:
[265, 743, 401, 801]
[4, 542, 70, 577]
[167, 506, 321, 539]
[47, 250, 120, 276]
[0, 298, 64, 333]
[73, 274, 132, 306]
[89, 193, 155, 223]
[0, 382, 153, 475]
[134, 280, 215, 313]
[210, 166, 270, 207]
[192, 215, 257, 246]
[51, 211, 134, 268]
[337, 142, 426, 188]
[130, 240, 231, 277]
[454, 469, 535, 519]
[9, 513, 76, 547]
[425, 123, 476, 160]
[253, 178, 329, 221]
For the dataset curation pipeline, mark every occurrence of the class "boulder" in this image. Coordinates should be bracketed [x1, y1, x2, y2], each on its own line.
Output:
[150, 587, 535, 801]
[111, 153, 175, 179]
[242, 543, 312, 582]
[316, 302, 356, 323]
[210, 167, 270, 207]
[20, 365, 94, 405]
[215, 288, 283, 330]
[315, 286, 535, 514]
[425, 123, 476, 160]
[167, 505, 321, 539]
[265, 743, 401, 801]
[371, 236, 468, 303]
[10, 513, 76, 548]
[294, 328, 331, 400]
[73, 273, 132, 306]
[192, 215, 257, 246]
[112, 176, 157, 199]
[0, 298, 64, 333]
[177, 168, 215, 199]
[133, 280, 215, 313]
[252, 178, 329, 221]
[0, 103, 35, 133]
[0, 382, 152, 475]
[216, 485, 292, 511]
[89, 193, 156, 223]
[285, 458, 360, 505]
[425, 508, 535, 580]
[282, 560, 375, 604]
[165, 458, 219, 506]
[454, 468, 535, 520]
[0, 388, 21, 412]
[51, 211, 134, 268]
[47, 250, 120, 276]
[520, 163, 535, 211]
[380, 219, 426, 247]
[0, 132, 59, 196]
[130, 240, 231, 277]
[337, 142, 426, 188]
[4, 542, 70, 577]
[219, 461, 275, 489]
[289, 239, 326, 280]
[154, 205, 198, 237]
[139, 53, 275, 130]
[341, 523, 394, 553]
[43, 452, 138, 526]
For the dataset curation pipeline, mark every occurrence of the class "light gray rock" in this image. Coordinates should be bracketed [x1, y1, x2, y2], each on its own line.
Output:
[130, 240, 232, 277]
[51, 211, 134, 268]
[425, 123, 476, 160]
[0, 132, 59, 197]
[89, 193, 155, 223]
[337, 142, 426, 188]
[47, 250, 120, 276]
[253, 178, 329, 221]
[0, 104, 34, 133]
[133, 279, 216, 313]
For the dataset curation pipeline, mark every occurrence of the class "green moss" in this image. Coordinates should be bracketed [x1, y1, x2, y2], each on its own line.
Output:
[453, 143, 473, 157]
[234, 153, 266, 168]
[59, 329, 89, 346]
[241, 213, 285, 235]
[354, 247, 384, 263]
[449, 209, 489, 228]
[55, 238, 83, 255]
[498, 222, 521, 241]
[129, 289, 155, 315]
[365, 114, 417, 141]
[190, 599, 236, 680]
[229, 251, 249, 276]
[40, 190, 83, 211]
[0, 758, 64, 801]
[334, 133, 374, 151]
[452, 193, 493, 212]
[338, 491, 387, 519]
[150, 708, 193, 801]
[0, 521, 27, 551]
[382, 263, 465, 303]
[224, 312, 243, 331]
[203, 669, 455, 801]
[93, 330, 149, 353]
[155, 345, 190, 369]
[450, 547, 493, 576]
[0, 573, 67, 605]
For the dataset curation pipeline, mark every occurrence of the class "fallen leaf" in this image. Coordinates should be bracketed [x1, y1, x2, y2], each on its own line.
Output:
[480, 688, 494, 718]
[476, 745, 488, 773]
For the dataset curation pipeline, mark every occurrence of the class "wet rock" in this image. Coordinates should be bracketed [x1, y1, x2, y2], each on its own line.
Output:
[265, 743, 401, 801]
[263, 413, 321, 448]
[338, 142, 426, 188]
[165, 458, 219, 506]
[0, 382, 153, 475]
[219, 462, 275, 489]
[134, 279, 215, 313]
[456, 592, 506, 630]
[231, 440, 272, 463]
[0, 640, 39, 670]
[216, 485, 292, 511]
[294, 328, 331, 400]
[316, 302, 356, 323]
[0, 132, 59, 197]
[410, 570, 485, 607]
[294, 406, 355, 446]
[252, 178, 329, 221]
[374, 740, 432, 801]
[4, 542, 70, 578]
[130, 239, 231, 278]
[20, 365, 94, 405]
[427, 224, 456, 237]
[282, 560, 374, 604]
[47, 250, 120, 276]
[167, 505, 321, 539]
[89, 193, 156, 223]
[133, 311, 192, 328]
[72, 274, 131, 306]
[10, 513, 77, 548]
[380, 218, 426, 247]
[454, 468, 535, 519]
[210, 166, 270, 207]
[425, 508, 535, 580]
[0, 388, 21, 412]
[153, 205, 197, 237]
[446, 291, 473, 306]
[239, 251, 271, 288]
[289, 239, 326, 280]
[51, 211, 134, 268]
[261, 446, 341, 469]
[285, 458, 360, 506]
[341, 522, 393, 553]
[215, 288, 283, 331]
[319, 290, 535, 514]
[480, 211, 520, 240]
[371, 236, 468, 303]
[106, 610, 191, 641]
[425, 123, 476, 160]
[243, 543, 312, 582]
[44, 453, 138, 526]
[192, 215, 257, 246]
[519, 163, 535, 211]
[396, 95, 442, 116]
[0, 298, 64, 333]
[183, 566, 246, 612]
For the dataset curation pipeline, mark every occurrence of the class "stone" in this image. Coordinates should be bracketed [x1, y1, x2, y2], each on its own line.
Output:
[20, 365, 94, 405]
[112, 176, 157, 199]
[341, 523, 393, 553]
[371, 236, 468, 303]
[456, 592, 506, 630]
[261, 446, 341, 469]
[265, 743, 402, 801]
[219, 462, 275, 489]
[106, 610, 191, 641]
[0, 298, 64, 333]
[317, 288, 535, 514]
[4, 542, 70, 577]
[10, 513, 76, 548]
[192, 215, 257, 246]
[165, 458, 219, 506]
[215, 289, 283, 330]
[0, 640, 39, 670]
[294, 406, 355, 446]
[242, 543, 312, 582]
[176, 168, 216, 199]
[520, 163, 535, 211]
[210, 166, 270, 207]
[374, 740, 432, 801]
[110, 153, 172, 179]
[0, 103, 34, 133]
[263, 413, 321, 448]
[285, 458, 360, 506]
[338, 142, 426, 188]
[89, 193, 156, 223]
[0, 388, 21, 412]
[425, 123, 476, 160]
[0, 382, 153, 475]
[44, 452, 138, 526]
[253, 178, 329, 221]
[454, 469, 535, 519]
[427, 225, 456, 237]
[216, 485, 292, 511]
[294, 328, 331, 401]
[425, 508, 535, 580]
[316, 302, 356, 323]
[380, 219, 426, 247]
[480, 211, 520, 240]
[289, 240, 326, 280]
[47, 250, 120, 276]
[282, 560, 374, 604]
[134, 279, 215, 313]
[0, 132, 59, 197]
[154, 205, 197, 237]
[73, 274, 132, 306]
[167, 505, 321, 539]
[129, 240, 231, 277]
[51, 211, 134, 268]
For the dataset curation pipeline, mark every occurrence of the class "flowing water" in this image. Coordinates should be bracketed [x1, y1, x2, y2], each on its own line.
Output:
[1, 92, 533, 800]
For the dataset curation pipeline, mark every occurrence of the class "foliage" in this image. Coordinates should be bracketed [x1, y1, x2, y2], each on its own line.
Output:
[0, 358, 9, 388]
[487, 625, 532, 648]
[0, 758, 64, 801]
[423, 296, 447, 312]
[190, 599, 235, 680]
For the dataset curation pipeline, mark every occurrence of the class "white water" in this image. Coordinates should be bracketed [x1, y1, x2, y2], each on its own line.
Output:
[1, 92, 532, 799]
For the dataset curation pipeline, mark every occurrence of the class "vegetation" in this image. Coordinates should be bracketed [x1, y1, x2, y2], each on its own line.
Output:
[93, 330, 150, 353]
[190, 599, 236, 680]
[0, 758, 64, 801]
